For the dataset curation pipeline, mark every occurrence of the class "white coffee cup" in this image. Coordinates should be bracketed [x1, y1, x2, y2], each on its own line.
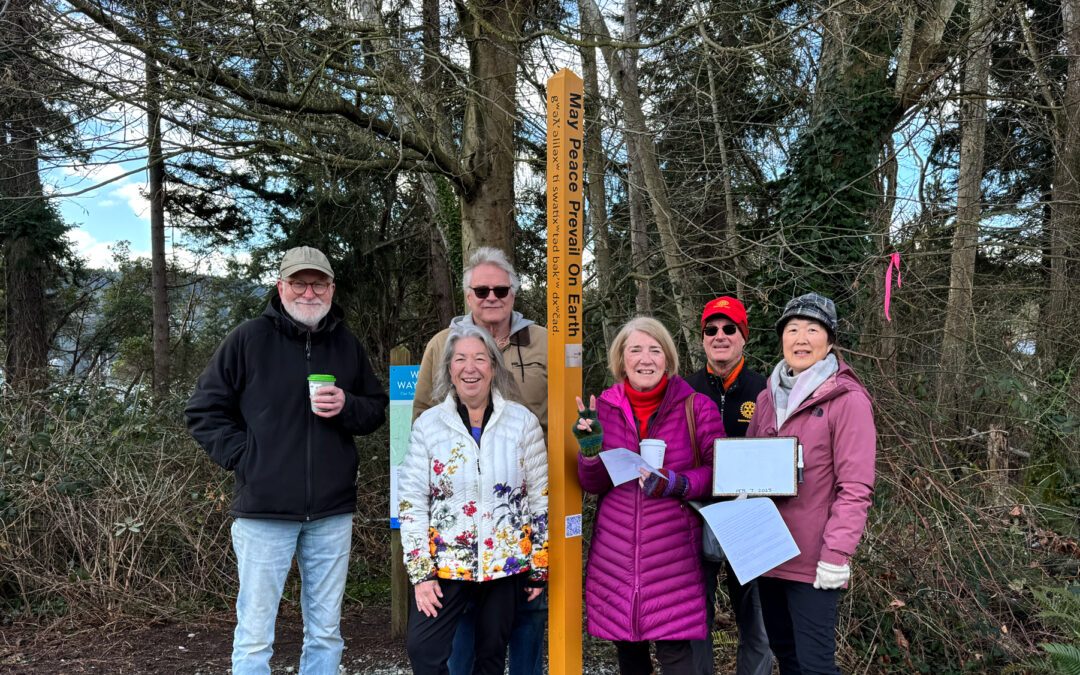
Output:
[639, 439, 666, 469]
[308, 374, 336, 412]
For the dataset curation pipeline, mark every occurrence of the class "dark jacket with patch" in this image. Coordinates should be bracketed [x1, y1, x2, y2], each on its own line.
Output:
[186, 296, 388, 520]
[685, 363, 767, 439]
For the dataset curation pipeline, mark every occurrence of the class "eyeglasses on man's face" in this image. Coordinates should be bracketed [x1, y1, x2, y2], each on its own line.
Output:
[287, 280, 331, 295]
[703, 324, 738, 337]
[470, 286, 511, 299]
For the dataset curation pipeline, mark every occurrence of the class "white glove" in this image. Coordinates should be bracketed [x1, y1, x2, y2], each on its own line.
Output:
[813, 560, 850, 589]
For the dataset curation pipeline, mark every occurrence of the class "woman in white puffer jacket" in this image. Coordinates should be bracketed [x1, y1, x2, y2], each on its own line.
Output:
[398, 324, 548, 675]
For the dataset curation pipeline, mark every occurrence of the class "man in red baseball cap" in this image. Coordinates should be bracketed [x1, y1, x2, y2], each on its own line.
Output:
[689, 297, 757, 437]
[685, 296, 772, 675]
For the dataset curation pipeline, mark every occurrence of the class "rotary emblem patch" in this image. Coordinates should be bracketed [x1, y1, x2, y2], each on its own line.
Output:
[739, 401, 755, 421]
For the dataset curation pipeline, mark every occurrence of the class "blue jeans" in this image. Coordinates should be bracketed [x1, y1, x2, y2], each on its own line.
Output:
[231, 514, 353, 675]
[448, 587, 547, 675]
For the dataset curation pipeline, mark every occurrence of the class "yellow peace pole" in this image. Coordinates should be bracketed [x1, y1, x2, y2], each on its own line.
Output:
[546, 68, 584, 675]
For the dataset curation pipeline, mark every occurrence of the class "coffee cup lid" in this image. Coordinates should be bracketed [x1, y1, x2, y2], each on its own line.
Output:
[308, 374, 336, 381]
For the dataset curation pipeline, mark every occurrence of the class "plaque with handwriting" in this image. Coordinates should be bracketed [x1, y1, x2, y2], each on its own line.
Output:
[712, 437, 799, 497]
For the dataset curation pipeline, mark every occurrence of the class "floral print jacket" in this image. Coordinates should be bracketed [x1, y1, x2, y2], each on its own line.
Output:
[399, 391, 548, 586]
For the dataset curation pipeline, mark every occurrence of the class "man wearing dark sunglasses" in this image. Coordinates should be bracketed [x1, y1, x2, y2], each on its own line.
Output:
[412, 246, 549, 675]
[413, 247, 548, 436]
[685, 296, 772, 675]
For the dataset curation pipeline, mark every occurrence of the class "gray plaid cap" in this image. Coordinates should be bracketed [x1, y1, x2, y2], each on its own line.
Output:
[775, 292, 838, 338]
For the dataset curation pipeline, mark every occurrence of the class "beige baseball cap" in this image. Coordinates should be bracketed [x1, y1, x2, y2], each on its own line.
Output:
[280, 246, 334, 279]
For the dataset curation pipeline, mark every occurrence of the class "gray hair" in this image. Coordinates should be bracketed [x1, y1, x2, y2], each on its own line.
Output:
[432, 324, 522, 404]
[462, 247, 521, 295]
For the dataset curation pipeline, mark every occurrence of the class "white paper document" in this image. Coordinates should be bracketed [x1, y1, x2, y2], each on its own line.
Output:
[697, 499, 800, 584]
[713, 437, 799, 496]
[598, 448, 665, 486]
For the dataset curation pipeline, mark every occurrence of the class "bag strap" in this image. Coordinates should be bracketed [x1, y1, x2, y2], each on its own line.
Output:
[685, 393, 701, 469]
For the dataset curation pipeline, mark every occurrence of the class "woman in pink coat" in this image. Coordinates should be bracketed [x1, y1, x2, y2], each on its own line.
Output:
[574, 317, 726, 674]
[746, 293, 876, 675]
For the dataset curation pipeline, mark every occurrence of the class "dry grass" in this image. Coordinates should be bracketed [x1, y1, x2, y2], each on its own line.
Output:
[2, 377, 1080, 672]
[0, 383, 391, 622]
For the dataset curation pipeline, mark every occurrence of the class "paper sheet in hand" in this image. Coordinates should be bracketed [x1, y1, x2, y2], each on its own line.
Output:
[712, 437, 798, 496]
[598, 448, 665, 486]
[698, 499, 799, 584]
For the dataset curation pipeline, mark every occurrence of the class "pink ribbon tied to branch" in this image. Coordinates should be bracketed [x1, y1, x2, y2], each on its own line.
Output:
[885, 253, 901, 321]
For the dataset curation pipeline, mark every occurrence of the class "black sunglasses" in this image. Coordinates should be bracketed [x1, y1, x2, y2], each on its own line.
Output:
[703, 324, 739, 337]
[471, 286, 511, 299]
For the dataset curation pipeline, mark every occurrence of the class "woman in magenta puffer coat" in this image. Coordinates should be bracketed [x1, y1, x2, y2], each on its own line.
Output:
[575, 317, 726, 675]
[746, 293, 876, 675]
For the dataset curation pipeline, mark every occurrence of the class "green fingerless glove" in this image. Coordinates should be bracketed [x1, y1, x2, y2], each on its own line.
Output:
[573, 410, 604, 457]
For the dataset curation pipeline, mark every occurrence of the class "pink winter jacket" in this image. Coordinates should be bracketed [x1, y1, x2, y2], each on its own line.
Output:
[578, 376, 725, 641]
[746, 361, 876, 586]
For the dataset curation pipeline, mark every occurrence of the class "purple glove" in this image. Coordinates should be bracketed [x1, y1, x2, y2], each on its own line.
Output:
[641, 469, 689, 499]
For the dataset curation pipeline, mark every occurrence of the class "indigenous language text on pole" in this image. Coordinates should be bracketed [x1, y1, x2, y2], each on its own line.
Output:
[547, 85, 584, 339]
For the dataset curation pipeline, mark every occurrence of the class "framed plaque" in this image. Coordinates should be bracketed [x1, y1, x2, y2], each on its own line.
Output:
[712, 437, 799, 497]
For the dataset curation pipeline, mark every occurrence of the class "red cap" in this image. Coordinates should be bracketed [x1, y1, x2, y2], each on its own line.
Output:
[700, 296, 749, 340]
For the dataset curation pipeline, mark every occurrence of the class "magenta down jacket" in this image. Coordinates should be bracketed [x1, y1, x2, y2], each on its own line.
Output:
[746, 361, 876, 586]
[577, 375, 726, 642]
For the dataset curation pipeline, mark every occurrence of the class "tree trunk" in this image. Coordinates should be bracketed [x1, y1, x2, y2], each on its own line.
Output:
[419, 1, 457, 325]
[580, 39, 615, 344]
[428, 222, 457, 327]
[353, 0, 456, 324]
[938, 0, 991, 410]
[629, 161, 650, 314]
[421, 176, 458, 327]
[146, 7, 171, 400]
[458, 0, 529, 258]
[3, 227, 48, 392]
[421, 0, 450, 146]
[0, 0, 50, 392]
[580, 0, 701, 366]
[875, 137, 899, 377]
[987, 425, 1008, 507]
[773, 0, 894, 327]
[622, 0, 650, 315]
[1046, 0, 1080, 372]
[699, 25, 745, 302]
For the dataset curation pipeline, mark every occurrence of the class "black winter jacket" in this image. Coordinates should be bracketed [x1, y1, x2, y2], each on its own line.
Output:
[684, 362, 766, 439]
[186, 296, 388, 520]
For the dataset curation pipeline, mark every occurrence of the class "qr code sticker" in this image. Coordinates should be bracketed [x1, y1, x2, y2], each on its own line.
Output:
[565, 514, 582, 538]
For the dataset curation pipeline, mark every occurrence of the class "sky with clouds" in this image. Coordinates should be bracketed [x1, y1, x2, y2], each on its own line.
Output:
[53, 155, 251, 274]
[53, 155, 156, 268]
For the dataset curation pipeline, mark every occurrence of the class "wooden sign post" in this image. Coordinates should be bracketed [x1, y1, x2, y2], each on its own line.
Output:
[388, 346, 416, 638]
[546, 68, 584, 675]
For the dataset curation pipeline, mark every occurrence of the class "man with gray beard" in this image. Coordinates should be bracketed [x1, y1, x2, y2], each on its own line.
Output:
[186, 245, 388, 675]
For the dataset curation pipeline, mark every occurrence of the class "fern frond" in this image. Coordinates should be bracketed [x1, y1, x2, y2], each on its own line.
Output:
[1041, 642, 1080, 675]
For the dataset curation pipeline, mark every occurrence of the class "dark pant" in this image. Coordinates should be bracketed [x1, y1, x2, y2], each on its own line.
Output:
[406, 576, 524, 675]
[447, 588, 547, 675]
[757, 577, 842, 675]
[691, 558, 774, 675]
[614, 639, 695, 675]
